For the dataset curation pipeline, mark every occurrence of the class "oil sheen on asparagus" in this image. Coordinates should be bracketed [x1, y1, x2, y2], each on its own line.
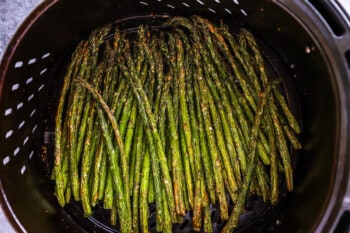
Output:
[52, 16, 301, 233]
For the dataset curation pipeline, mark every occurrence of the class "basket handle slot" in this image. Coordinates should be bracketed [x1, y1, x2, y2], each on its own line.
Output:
[308, 0, 346, 36]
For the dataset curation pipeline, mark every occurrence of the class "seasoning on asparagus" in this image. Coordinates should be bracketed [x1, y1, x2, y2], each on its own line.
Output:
[52, 15, 301, 233]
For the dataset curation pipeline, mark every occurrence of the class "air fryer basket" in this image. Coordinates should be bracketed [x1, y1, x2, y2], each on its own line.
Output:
[1, 0, 350, 232]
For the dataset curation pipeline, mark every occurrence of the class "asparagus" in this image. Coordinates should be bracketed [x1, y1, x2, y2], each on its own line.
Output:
[80, 107, 98, 216]
[75, 77, 131, 232]
[241, 28, 301, 135]
[194, 17, 271, 166]
[110, 202, 118, 226]
[164, 74, 186, 216]
[175, 35, 196, 205]
[54, 40, 86, 206]
[140, 149, 151, 233]
[122, 40, 175, 228]
[103, 169, 114, 209]
[265, 94, 279, 204]
[178, 28, 217, 207]
[98, 144, 108, 201]
[183, 48, 203, 231]
[68, 25, 111, 201]
[222, 82, 273, 233]
[131, 121, 144, 233]
[202, 66, 239, 200]
[269, 97, 294, 191]
[168, 33, 195, 209]
[54, 17, 302, 233]
[97, 109, 131, 233]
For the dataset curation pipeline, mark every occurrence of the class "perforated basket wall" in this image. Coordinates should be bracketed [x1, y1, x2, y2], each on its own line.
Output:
[1, 0, 350, 232]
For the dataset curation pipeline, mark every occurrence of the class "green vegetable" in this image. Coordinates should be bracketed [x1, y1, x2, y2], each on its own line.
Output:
[52, 16, 301, 233]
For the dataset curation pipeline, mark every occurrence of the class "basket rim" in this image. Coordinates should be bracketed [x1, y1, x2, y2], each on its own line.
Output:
[0, 2, 57, 232]
[0, 0, 57, 100]
[0, 1, 350, 233]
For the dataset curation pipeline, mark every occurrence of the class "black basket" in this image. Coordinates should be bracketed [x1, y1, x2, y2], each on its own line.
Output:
[1, 0, 350, 232]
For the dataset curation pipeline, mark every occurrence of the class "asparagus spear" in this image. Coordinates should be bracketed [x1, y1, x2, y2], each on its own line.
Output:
[131, 121, 144, 233]
[54, 18, 302, 232]
[54, 41, 87, 204]
[122, 39, 176, 227]
[223, 82, 273, 232]
[139, 148, 151, 233]
[75, 77, 131, 232]
[193, 44, 229, 220]
[241, 28, 301, 135]
[68, 26, 111, 201]
[80, 108, 99, 216]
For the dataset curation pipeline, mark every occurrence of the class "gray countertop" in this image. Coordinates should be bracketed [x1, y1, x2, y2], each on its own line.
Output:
[0, 0, 43, 61]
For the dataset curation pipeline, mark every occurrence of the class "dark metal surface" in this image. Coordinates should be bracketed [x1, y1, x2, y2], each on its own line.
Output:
[0, 0, 350, 233]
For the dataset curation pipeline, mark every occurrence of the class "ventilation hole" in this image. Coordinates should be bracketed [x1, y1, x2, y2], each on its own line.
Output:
[32, 124, 38, 133]
[182, 2, 190, 7]
[13, 147, 20, 156]
[179, 219, 190, 230]
[139, 1, 149, 5]
[5, 130, 13, 139]
[334, 211, 350, 233]
[20, 165, 26, 175]
[14, 61, 23, 68]
[2, 156, 10, 165]
[240, 8, 248, 16]
[149, 204, 156, 213]
[308, 0, 345, 36]
[28, 58, 36, 65]
[28, 94, 34, 102]
[11, 83, 19, 91]
[345, 50, 350, 69]
[149, 221, 156, 229]
[18, 121, 25, 129]
[233, 0, 239, 4]
[17, 102, 24, 110]
[30, 109, 36, 117]
[211, 209, 218, 221]
[38, 84, 45, 92]
[41, 52, 50, 59]
[26, 77, 33, 85]
[4, 108, 12, 116]
[29, 150, 34, 159]
[225, 8, 232, 14]
[196, 0, 204, 5]
[217, 217, 223, 226]
[40, 68, 47, 75]
[23, 136, 29, 145]
[208, 7, 216, 13]
[167, 4, 175, 8]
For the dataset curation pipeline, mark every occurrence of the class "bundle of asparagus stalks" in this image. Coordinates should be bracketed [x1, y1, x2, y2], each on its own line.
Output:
[52, 15, 301, 233]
